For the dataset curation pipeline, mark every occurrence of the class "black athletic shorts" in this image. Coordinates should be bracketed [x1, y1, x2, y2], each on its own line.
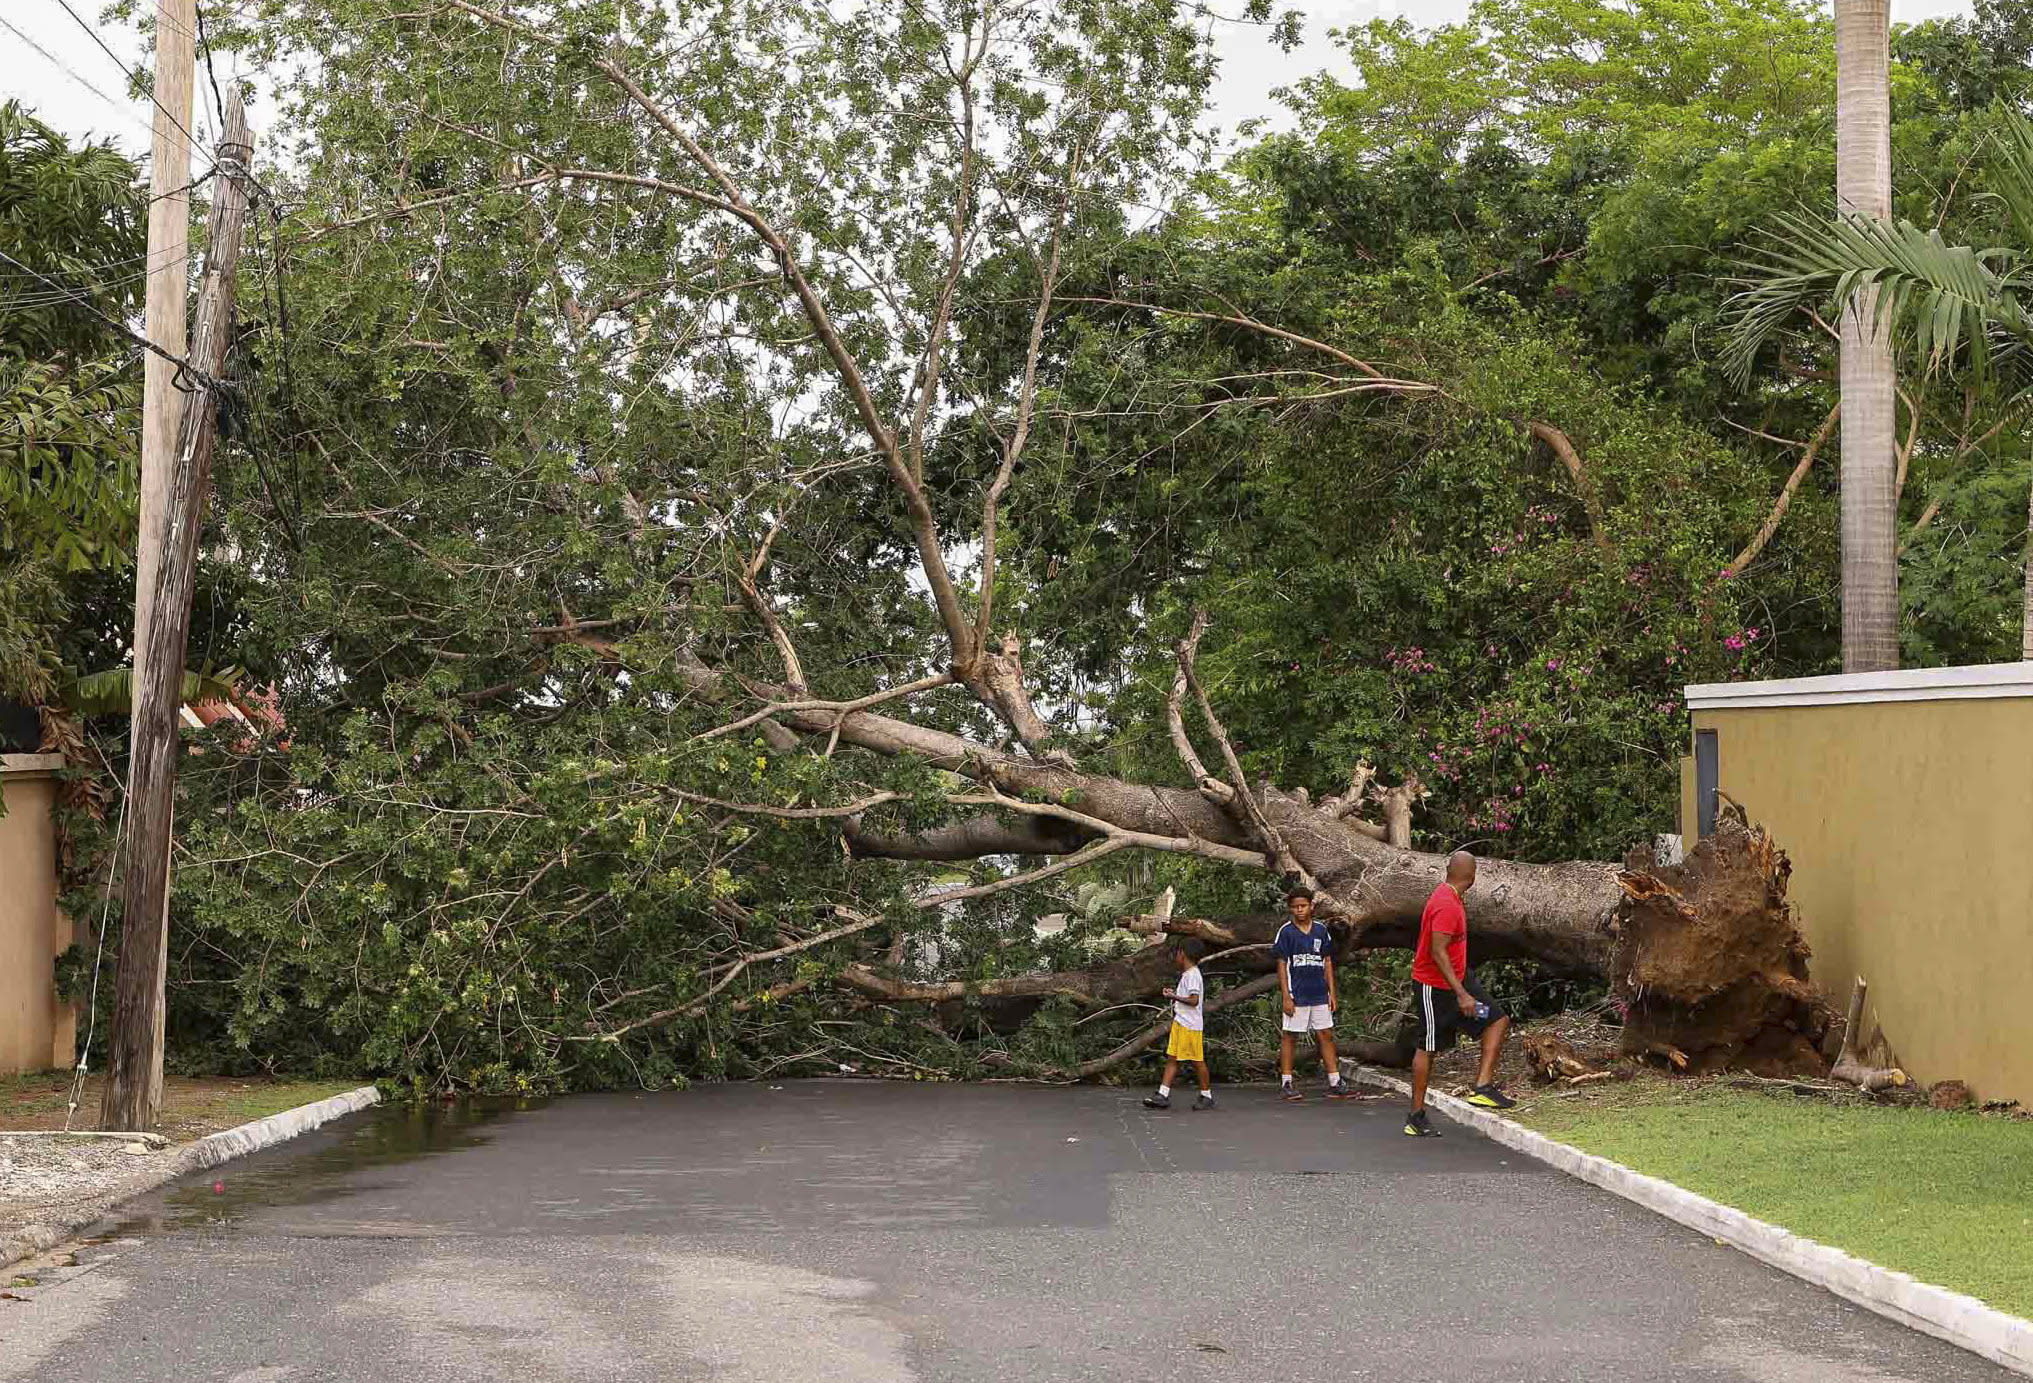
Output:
[1414, 971, 1504, 1051]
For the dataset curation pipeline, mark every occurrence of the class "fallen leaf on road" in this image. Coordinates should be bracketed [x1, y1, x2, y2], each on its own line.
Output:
[1195, 1342, 1226, 1353]
[0, 1291, 27, 1302]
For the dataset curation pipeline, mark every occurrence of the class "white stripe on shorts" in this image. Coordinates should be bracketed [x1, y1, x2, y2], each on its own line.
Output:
[1421, 983, 1438, 1051]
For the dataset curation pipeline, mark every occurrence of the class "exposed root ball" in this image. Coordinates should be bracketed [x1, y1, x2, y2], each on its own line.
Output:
[1611, 808, 1834, 1077]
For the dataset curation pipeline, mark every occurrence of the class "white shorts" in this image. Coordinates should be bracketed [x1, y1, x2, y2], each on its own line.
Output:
[1281, 1004, 1334, 1033]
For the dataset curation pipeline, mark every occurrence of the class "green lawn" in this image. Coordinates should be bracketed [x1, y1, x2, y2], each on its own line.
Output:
[1515, 1081, 2033, 1319]
[1, 1072, 362, 1140]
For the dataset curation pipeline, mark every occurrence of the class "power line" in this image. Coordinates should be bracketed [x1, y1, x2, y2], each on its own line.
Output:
[193, 2, 226, 131]
[0, 245, 233, 393]
[0, 14, 157, 143]
[46, 0, 205, 158]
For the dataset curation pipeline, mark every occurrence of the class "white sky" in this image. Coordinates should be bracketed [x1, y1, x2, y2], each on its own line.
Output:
[0, 0, 1982, 159]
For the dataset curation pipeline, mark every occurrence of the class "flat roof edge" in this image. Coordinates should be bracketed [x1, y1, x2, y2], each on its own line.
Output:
[1685, 662, 2033, 710]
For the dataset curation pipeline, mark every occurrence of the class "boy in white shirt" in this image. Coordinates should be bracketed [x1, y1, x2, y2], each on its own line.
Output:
[1144, 940, 1214, 1110]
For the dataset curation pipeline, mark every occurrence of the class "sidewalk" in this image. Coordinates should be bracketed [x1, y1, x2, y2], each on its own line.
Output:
[2, 1075, 376, 1268]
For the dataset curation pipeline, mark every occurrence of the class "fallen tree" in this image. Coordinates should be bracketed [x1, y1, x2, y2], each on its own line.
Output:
[189, 0, 1879, 1091]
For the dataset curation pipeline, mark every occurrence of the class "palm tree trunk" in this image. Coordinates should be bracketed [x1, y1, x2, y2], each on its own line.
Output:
[1836, 0, 1900, 672]
[2022, 467, 2032, 660]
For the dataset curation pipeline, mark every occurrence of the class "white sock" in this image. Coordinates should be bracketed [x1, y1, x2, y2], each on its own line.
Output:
[1157, 1084, 1171, 1097]
[1281, 1073, 1293, 1087]
[1328, 1071, 1342, 1088]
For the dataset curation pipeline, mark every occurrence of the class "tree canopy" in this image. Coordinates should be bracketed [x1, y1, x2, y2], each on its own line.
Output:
[16, 0, 2032, 1091]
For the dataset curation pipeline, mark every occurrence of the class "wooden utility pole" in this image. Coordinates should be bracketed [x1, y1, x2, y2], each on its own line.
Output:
[101, 89, 254, 1132]
[136, 0, 199, 711]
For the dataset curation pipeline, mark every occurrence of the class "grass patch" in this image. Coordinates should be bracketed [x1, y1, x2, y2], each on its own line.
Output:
[1, 1072, 362, 1141]
[1514, 1079, 2033, 1319]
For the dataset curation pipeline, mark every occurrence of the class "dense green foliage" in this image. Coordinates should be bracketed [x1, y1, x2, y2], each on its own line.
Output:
[0, 103, 146, 709]
[21, 0, 2033, 1091]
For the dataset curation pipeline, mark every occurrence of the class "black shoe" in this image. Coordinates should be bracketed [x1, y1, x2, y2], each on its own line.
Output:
[1403, 1109, 1441, 1138]
[1325, 1084, 1356, 1101]
[1193, 1092, 1215, 1111]
[1143, 1092, 1171, 1110]
[1464, 1083, 1517, 1111]
[1280, 1085, 1304, 1103]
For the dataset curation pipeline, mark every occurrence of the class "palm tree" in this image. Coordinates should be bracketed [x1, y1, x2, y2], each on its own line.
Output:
[1724, 108, 2033, 664]
[1833, 0, 1900, 672]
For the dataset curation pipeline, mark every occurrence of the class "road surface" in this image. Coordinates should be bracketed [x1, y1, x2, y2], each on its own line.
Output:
[0, 1082, 2004, 1382]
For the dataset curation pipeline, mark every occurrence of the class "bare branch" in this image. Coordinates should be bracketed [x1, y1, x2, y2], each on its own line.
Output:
[1727, 401, 1840, 577]
[1524, 422, 1611, 551]
[442, 0, 980, 667]
[908, 16, 987, 485]
[581, 908, 884, 1041]
[669, 789, 904, 820]
[1171, 613, 1322, 896]
[1167, 610, 1233, 805]
[694, 673, 956, 744]
[973, 129, 1084, 654]
[1067, 972, 1281, 1078]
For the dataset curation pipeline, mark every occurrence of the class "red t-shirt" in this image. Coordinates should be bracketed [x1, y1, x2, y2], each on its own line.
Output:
[1412, 884, 1468, 988]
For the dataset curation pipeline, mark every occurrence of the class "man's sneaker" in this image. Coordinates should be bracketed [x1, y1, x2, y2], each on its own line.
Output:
[1325, 1084, 1356, 1101]
[1193, 1092, 1216, 1111]
[1464, 1084, 1517, 1110]
[1142, 1092, 1171, 1110]
[1403, 1109, 1441, 1138]
[1280, 1085, 1304, 1103]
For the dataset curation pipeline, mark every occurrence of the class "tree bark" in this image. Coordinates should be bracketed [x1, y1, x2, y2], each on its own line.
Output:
[102, 91, 253, 1133]
[1835, 0, 1900, 672]
[2022, 465, 2032, 660]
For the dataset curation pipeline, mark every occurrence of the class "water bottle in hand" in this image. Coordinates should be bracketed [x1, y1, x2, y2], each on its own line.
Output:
[1474, 1002, 1491, 1021]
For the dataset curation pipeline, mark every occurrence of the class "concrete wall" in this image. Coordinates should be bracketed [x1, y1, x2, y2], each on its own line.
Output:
[1683, 667, 2033, 1106]
[0, 755, 74, 1075]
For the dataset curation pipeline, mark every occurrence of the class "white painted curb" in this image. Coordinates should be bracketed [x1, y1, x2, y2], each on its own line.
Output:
[1348, 1065, 2033, 1378]
[3, 1084, 381, 1269]
[178, 1085, 381, 1172]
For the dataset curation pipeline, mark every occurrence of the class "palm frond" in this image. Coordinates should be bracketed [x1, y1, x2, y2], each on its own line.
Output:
[1986, 111, 2033, 251]
[1721, 209, 2033, 388]
[61, 663, 245, 717]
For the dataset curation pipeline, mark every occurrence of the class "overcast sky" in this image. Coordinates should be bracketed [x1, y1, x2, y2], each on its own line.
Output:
[0, 0, 1982, 163]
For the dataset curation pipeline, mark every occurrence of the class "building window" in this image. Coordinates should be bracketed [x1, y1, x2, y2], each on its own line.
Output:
[1695, 728, 1719, 839]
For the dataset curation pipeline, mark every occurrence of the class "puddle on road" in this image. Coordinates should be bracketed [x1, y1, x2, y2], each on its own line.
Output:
[87, 1097, 540, 1239]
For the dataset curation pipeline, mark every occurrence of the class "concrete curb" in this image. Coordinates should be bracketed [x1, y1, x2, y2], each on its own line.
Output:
[2, 1084, 381, 1270]
[1347, 1065, 2033, 1378]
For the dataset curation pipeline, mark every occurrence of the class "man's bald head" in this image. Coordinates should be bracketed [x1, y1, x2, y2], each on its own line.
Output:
[1446, 850, 1477, 890]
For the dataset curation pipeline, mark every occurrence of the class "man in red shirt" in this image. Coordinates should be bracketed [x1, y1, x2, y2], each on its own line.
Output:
[1405, 850, 1515, 1138]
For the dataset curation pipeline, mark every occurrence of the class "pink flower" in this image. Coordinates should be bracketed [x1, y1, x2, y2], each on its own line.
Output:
[1546, 659, 1562, 671]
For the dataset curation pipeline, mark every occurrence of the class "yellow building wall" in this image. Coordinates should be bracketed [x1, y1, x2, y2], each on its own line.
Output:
[0, 756, 74, 1075]
[1688, 700, 2033, 1105]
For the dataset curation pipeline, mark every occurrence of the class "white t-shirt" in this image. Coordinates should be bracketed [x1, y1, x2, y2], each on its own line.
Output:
[1172, 965, 1205, 1031]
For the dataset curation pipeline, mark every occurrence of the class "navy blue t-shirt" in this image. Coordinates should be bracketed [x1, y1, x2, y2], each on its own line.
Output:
[1274, 921, 1332, 1005]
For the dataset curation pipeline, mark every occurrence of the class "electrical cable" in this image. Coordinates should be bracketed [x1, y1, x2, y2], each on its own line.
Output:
[46, 0, 206, 157]
[0, 14, 156, 142]
[0, 246, 234, 393]
[193, 0, 226, 131]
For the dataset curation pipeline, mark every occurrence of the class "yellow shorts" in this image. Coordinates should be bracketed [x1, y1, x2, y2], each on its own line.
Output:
[1166, 1024, 1204, 1062]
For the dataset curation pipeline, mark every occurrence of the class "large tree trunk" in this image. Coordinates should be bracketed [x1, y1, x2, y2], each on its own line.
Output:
[1835, 0, 1900, 673]
[682, 656, 1829, 1078]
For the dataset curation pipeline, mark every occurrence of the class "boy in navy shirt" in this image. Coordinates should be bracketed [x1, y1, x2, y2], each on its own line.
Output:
[1274, 886, 1350, 1101]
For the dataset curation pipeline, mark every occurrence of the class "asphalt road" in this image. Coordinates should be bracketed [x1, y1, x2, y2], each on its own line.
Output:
[0, 1082, 2007, 1382]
